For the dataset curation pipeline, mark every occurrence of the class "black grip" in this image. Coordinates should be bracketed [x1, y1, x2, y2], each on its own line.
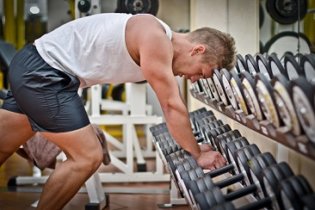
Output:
[224, 184, 257, 201]
[215, 173, 244, 188]
[208, 164, 234, 177]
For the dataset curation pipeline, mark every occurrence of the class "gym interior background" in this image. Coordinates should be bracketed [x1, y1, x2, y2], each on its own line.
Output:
[0, 0, 315, 210]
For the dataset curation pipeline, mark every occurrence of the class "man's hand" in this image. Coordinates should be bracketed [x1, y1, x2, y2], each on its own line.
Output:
[196, 150, 227, 170]
[199, 143, 214, 152]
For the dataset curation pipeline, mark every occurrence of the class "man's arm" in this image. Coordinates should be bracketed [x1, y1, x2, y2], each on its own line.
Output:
[131, 15, 226, 169]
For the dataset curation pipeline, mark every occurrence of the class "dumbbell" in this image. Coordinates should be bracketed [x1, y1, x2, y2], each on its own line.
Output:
[224, 137, 250, 174]
[302, 192, 315, 210]
[279, 175, 313, 210]
[261, 161, 295, 210]
[194, 185, 271, 210]
[209, 197, 271, 210]
[234, 144, 261, 186]
[247, 152, 277, 199]
[214, 129, 242, 156]
[199, 120, 224, 143]
[203, 124, 232, 149]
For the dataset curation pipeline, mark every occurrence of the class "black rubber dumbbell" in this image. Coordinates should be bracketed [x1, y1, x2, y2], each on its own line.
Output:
[204, 124, 232, 149]
[209, 197, 271, 210]
[194, 185, 270, 210]
[214, 129, 242, 156]
[225, 137, 250, 174]
[261, 161, 295, 210]
[248, 152, 277, 199]
[234, 144, 261, 186]
[279, 175, 313, 210]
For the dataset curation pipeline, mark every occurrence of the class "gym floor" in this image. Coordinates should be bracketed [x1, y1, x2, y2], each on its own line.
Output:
[0, 154, 189, 210]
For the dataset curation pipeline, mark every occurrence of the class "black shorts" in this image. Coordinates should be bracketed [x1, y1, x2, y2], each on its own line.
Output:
[2, 44, 90, 132]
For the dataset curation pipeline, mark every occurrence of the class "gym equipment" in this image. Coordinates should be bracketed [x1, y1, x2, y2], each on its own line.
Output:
[230, 71, 249, 115]
[291, 77, 315, 144]
[279, 175, 314, 210]
[266, 0, 308, 25]
[264, 31, 311, 56]
[255, 73, 281, 128]
[284, 53, 305, 80]
[221, 69, 238, 110]
[256, 53, 273, 80]
[213, 69, 229, 106]
[248, 152, 277, 199]
[245, 54, 259, 76]
[214, 130, 242, 157]
[116, 0, 159, 15]
[194, 185, 271, 210]
[235, 144, 261, 186]
[271, 74, 301, 136]
[77, 0, 91, 13]
[301, 54, 315, 84]
[268, 53, 288, 78]
[241, 71, 264, 121]
[225, 137, 250, 174]
[261, 161, 295, 210]
[235, 54, 247, 73]
[207, 76, 221, 102]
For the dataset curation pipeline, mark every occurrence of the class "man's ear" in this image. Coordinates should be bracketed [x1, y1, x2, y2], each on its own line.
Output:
[191, 45, 206, 56]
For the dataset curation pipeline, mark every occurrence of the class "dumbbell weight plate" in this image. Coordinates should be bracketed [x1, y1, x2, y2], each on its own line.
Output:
[280, 175, 314, 210]
[199, 78, 214, 99]
[241, 71, 264, 120]
[236, 144, 261, 186]
[265, 0, 308, 25]
[291, 77, 315, 143]
[245, 54, 260, 76]
[262, 162, 295, 210]
[256, 53, 273, 80]
[268, 53, 288, 78]
[225, 137, 249, 174]
[213, 69, 229, 105]
[230, 71, 249, 115]
[248, 152, 277, 199]
[222, 69, 238, 109]
[215, 130, 242, 159]
[235, 54, 247, 73]
[272, 74, 301, 135]
[206, 77, 221, 102]
[301, 54, 315, 84]
[200, 120, 224, 144]
[255, 73, 281, 127]
[205, 124, 232, 149]
[284, 53, 305, 80]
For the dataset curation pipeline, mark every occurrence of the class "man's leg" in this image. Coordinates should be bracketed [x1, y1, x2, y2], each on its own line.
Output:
[0, 109, 35, 165]
[37, 124, 103, 210]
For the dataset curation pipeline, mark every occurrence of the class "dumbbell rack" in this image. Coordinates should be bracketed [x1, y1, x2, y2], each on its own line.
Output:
[150, 108, 315, 210]
[190, 89, 315, 161]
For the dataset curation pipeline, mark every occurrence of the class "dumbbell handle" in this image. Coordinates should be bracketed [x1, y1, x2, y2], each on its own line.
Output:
[225, 184, 257, 201]
[208, 164, 234, 177]
[238, 197, 271, 210]
[215, 173, 244, 189]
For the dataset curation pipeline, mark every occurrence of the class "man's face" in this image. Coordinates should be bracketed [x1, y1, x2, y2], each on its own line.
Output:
[176, 57, 218, 83]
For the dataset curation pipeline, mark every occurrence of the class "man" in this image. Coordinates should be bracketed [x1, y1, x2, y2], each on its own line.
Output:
[0, 13, 236, 209]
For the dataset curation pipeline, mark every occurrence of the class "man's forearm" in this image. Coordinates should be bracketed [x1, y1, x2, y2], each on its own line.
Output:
[163, 106, 201, 159]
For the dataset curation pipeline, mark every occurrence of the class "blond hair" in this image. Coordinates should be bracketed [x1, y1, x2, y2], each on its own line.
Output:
[187, 27, 236, 70]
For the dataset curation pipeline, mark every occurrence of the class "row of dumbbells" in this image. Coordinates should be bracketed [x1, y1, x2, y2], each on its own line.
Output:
[191, 52, 315, 144]
[150, 107, 315, 210]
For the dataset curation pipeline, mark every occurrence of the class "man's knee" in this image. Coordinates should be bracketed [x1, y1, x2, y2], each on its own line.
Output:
[74, 146, 103, 173]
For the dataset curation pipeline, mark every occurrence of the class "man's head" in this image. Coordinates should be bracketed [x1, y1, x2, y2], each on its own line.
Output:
[187, 27, 236, 71]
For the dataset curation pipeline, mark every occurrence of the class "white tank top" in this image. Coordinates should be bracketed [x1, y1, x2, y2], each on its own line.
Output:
[34, 13, 172, 87]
